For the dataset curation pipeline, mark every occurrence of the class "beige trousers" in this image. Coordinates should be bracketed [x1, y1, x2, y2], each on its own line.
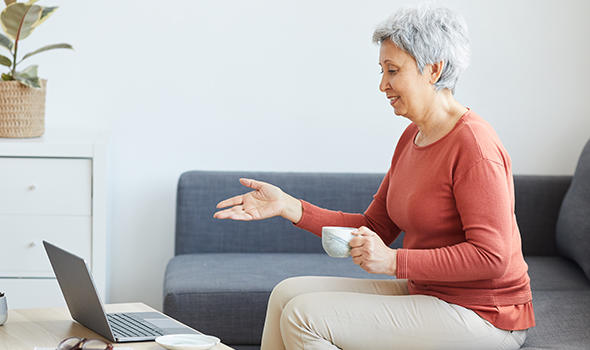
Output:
[260, 276, 527, 350]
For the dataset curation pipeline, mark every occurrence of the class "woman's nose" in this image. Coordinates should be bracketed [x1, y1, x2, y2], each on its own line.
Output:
[379, 75, 389, 92]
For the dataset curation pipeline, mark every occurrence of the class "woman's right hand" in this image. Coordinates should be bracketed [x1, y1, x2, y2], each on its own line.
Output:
[213, 178, 301, 222]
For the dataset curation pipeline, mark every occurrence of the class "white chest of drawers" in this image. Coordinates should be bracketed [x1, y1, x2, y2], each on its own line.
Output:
[0, 130, 107, 309]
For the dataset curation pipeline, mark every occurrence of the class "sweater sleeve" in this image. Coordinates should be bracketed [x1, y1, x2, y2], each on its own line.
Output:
[295, 167, 402, 246]
[396, 158, 513, 281]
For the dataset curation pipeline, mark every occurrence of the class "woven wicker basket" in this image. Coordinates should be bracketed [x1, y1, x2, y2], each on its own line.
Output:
[0, 79, 47, 138]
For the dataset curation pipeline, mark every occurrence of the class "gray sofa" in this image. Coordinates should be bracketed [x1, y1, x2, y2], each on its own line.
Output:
[164, 140, 590, 350]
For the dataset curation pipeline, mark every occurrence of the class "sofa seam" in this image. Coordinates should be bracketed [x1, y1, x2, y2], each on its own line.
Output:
[165, 291, 272, 297]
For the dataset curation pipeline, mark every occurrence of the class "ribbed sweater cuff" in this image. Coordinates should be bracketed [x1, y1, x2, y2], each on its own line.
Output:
[293, 199, 322, 237]
[396, 248, 409, 279]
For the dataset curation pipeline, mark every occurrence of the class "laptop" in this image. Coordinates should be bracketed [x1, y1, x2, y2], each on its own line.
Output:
[43, 240, 199, 342]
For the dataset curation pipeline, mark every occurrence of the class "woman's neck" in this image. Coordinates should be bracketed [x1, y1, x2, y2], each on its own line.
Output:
[412, 90, 467, 146]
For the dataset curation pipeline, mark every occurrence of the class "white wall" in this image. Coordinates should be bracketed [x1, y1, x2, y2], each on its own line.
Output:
[20, 0, 590, 310]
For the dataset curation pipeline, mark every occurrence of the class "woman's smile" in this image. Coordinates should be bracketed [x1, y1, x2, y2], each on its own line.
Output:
[389, 96, 400, 106]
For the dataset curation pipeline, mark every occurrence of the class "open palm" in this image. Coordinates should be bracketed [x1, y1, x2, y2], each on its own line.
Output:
[213, 178, 286, 221]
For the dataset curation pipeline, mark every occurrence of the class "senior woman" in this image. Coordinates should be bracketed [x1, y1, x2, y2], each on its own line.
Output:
[213, 5, 534, 350]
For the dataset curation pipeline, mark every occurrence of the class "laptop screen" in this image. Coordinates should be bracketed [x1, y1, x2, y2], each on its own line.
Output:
[43, 241, 114, 340]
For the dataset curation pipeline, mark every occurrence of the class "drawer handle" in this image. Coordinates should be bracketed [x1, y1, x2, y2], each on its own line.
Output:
[28, 184, 37, 191]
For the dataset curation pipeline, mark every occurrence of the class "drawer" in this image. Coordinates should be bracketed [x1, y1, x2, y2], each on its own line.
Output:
[0, 157, 91, 216]
[0, 215, 91, 277]
[0, 278, 66, 309]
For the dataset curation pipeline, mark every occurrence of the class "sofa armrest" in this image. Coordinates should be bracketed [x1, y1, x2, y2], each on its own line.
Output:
[514, 174, 572, 256]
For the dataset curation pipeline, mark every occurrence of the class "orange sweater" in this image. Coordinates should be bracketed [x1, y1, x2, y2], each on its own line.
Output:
[295, 109, 535, 331]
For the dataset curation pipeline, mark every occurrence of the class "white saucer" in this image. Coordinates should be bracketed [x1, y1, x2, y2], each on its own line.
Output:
[155, 334, 221, 350]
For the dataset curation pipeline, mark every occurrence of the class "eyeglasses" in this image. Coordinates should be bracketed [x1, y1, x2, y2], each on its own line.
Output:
[57, 337, 113, 350]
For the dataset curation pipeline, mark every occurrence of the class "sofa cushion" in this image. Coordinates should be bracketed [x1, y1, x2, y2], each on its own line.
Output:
[175, 172, 384, 254]
[556, 139, 590, 279]
[163, 253, 392, 345]
[525, 256, 590, 291]
[523, 290, 590, 349]
[514, 175, 571, 256]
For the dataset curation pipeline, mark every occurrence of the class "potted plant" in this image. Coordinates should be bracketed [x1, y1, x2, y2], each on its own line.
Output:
[0, 0, 72, 138]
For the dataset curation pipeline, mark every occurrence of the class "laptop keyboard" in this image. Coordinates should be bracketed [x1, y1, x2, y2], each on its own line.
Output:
[107, 313, 164, 338]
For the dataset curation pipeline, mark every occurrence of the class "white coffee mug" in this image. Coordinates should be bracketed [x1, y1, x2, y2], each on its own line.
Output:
[0, 293, 7, 326]
[321, 226, 357, 258]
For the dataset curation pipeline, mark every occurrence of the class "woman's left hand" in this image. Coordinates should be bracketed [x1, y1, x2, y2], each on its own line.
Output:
[349, 226, 397, 276]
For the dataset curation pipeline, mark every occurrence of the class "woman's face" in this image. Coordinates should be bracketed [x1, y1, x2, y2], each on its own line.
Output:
[378, 40, 434, 119]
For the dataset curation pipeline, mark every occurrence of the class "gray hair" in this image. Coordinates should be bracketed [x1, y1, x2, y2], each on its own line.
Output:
[372, 4, 470, 93]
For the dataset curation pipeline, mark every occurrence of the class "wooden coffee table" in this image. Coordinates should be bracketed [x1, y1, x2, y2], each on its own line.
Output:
[0, 302, 234, 350]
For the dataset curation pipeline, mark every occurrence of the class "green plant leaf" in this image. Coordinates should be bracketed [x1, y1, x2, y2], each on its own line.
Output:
[0, 2, 42, 41]
[20, 42, 72, 62]
[0, 32, 13, 51]
[19, 64, 37, 77]
[14, 74, 40, 87]
[14, 64, 40, 88]
[37, 6, 57, 26]
[1, 72, 13, 80]
[0, 53, 11, 66]
[4, 0, 16, 6]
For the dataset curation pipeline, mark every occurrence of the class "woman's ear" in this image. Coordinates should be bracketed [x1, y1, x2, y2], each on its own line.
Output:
[429, 60, 444, 85]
